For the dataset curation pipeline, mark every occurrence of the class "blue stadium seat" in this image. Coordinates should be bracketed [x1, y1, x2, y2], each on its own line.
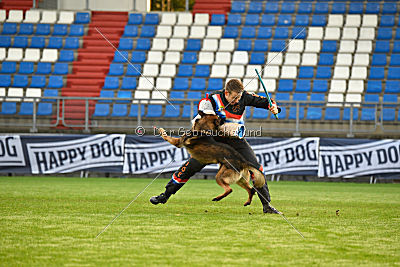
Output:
[126, 64, 142, 76]
[111, 104, 128, 117]
[30, 76, 46, 88]
[103, 76, 119, 89]
[253, 39, 268, 51]
[298, 2, 312, 14]
[278, 80, 293, 92]
[387, 67, 400, 79]
[173, 78, 189, 90]
[128, 13, 143, 25]
[47, 76, 63, 88]
[288, 107, 304, 120]
[245, 14, 259, 26]
[64, 37, 79, 49]
[30, 36, 45, 48]
[13, 36, 28, 48]
[292, 93, 308, 102]
[365, 2, 380, 14]
[194, 65, 210, 77]
[181, 105, 197, 118]
[42, 89, 58, 101]
[146, 105, 163, 117]
[2, 23, 17, 35]
[385, 81, 400, 93]
[316, 66, 331, 79]
[274, 27, 288, 39]
[382, 3, 397, 14]
[131, 51, 146, 63]
[366, 81, 383, 93]
[257, 27, 272, 39]
[177, 65, 193, 77]
[19, 102, 33, 115]
[123, 25, 138, 37]
[187, 91, 202, 100]
[314, 3, 329, 14]
[170, 91, 185, 103]
[186, 39, 201, 51]
[390, 54, 400, 66]
[275, 92, 290, 102]
[248, 2, 263, 13]
[277, 15, 291, 26]
[19, 23, 33, 35]
[19, 62, 34, 74]
[396, 29, 400, 40]
[313, 80, 328, 92]
[109, 64, 124, 76]
[140, 26, 155, 37]
[58, 50, 74, 62]
[238, 39, 252, 51]
[265, 2, 279, 13]
[118, 38, 133, 50]
[349, 3, 363, 14]
[116, 91, 132, 102]
[208, 78, 223, 90]
[75, 12, 90, 24]
[380, 15, 395, 27]
[0, 36, 11, 47]
[295, 79, 311, 91]
[129, 104, 145, 117]
[210, 14, 225, 26]
[375, 41, 390, 53]
[253, 107, 269, 119]
[0, 75, 11, 86]
[37, 103, 53, 116]
[182, 52, 197, 64]
[291, 27, 307, 39]
[47, 37, 63, 49]
[99, 90, 114, 102]
[393, 41, 400, 53]
[164, 105, 180, 118]
[223, 27, 238, 38]
[136, 38, 151, 50]
[321, 41, 337, 52]
[298, 67, 313, 78]
[377, 28, 392, 40]
[36, 24, 51, 35]
[270, 40, 286, 52]
[331, 3, 346, 14]
[144, 13, 159, 25]
[311, 15, 327, 26]
[382, 108, 395, 122]
[0, 102, 17, 115]
[295, 15, 309, 26]
[53, 24, 68, 36]
[383, 94, 398, 105]
[319, 53, 334, 66]
[191, 78, 206, 90]
[245, 107, 253, 119]
[343, 108, 359, 121]
[12, 75, 28, 87]
[0, 62, 16, 74]
[260, 14, 275, 26]
[307, 107, 322, 120]
[249, 52, 265, 64]
[241, 27, 256, 38]
[310, 93, 325, 105]
[324, 107, 341, 120]
[231, 1, 246, 13]
[36, 62, 51, 75]
[369, 67, 385, 79]
[361, 108, 376, 121]
[281, 2, 295, 13]
[364, 94, 379, 108]
[93, 103, 110, 117]
[121, 77, 137, 89]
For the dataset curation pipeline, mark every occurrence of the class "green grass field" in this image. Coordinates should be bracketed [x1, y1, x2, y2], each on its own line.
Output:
[0, 177, 399, 266]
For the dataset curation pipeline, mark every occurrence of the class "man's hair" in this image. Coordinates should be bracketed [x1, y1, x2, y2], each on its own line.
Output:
[225, 79, 244, 93]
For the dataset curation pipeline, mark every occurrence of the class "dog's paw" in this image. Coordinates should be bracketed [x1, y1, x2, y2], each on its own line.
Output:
[212, 197, 220, 201]
[243, 202, 250, 206]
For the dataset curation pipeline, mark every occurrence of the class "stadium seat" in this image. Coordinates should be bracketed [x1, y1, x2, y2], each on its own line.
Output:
[30, 75, 46, 88]
[36, 103, 52, 116]
[0, 61, 16, 73]
[7, 10, 23, 23]
[103, 77, 119, 89]
[0, 102, 16, 115]
[316, 66, 331, 79]
[237, 39, 252, 51]
[129, 104, 146, 117]
[377, 28, 392, 40]
[30, 37, 45, 49]
[128, 13, 142, 25]
[202, 39, 218, 52]
[189, 26, 205, 39]
[208, 78, 223, 90]
[277, 15, 291, 26]
[385, 81, 400, 94]
[257, 27, 272, 39]
[288, 106, 305, 120]
[2, 23, 17, 35]
[177, 13, 192, 25]
[53, 24, 68, 36]
[366, 3, 380, 14]
[274, 27, 289, 39]
[47, 76, 63, 88]
[270, 40, 286, 52]
[248, 2, 263, 13]
[382, 3, 397, 14]
[281, 2, 295, 13]
[295, 15, 309, 26]
[123, 25, 138, 37]
[19, 102, 34, 115]
[278, 79, 293, 92]
[159, 64, 176, 77]
[315, 3, 329, 14]
[223, 27, 238, 38]
[93, 103, 110, 117]
[64, 37, 79, 49]
[296, 79, 311, 91]
[265, 2, 279, 13]
[361, 108, 376, 121]
[210, 14, 225, 26]
[191, 78, 206, 90]
[194, 14, 208, 26]
[324, 107, 341, 120]
[41, 49, 59, 62]
[160, 13, 176, 25]
[156, 25, 172, 38]
[342, 107, 358, 120]
[163, 105, 180, 118]
[245, 14, 259, 26]
[141, 26, 155, 37]
[116, 91, 132, 103]
[307, 107, 322, 120]
[19, 23, 34, 35]
[109, 64, 124, 76]
[42, 89, 58, 101]
[144, 13, 159, 25]
[12, 75, 28, 87]
[298, 2, 312, 14]
[369, 67, 385, 80]
[382, 108, 396, 122]
[146, 105, 163, 117]
[126, 64, 142, 76]
[47, 37, 63, 49]
[136, 38, 151, 50]
[173, 78, 189, 90]
[131, 51, 146, 63]
[0, 76, 10, 87]
[313, 80, 328, 93]
[321, 40, 337, 53]
[260, 14, 275, 26]
[349, 3, 363, 14]
[366, 81, 382, 93]
[24, 48, 40, 62]
[19, 62, 34, 74]
[111, 104, 128, 117]
[121, 77, 137, 89]
[0, 36, 11, 48]
[99, 90, 114, 103]
[227, 14, 242, 26]
[195, 65, 210, 77]
[24, 10, 40, 23]
[241, 27, 256, 39]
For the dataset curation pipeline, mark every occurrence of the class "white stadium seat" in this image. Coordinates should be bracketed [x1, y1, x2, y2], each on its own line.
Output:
[172, 26, 189, 38]
[336, 53, 353, 66]
[156, 26, 172, 38]
[304, 40, 320, 53]
[0, 48, 5, 61]
[159, 64, 176, 77]
[301, 53, 317, 66]
[228, 65, 245, 78]
[41, 49, 58, 62]
[210, 65, 227, 78]
[339, 40, 355, 53]
[164, 51, 180, 64]
[58, 11, 74, 24]
[330, 80, 347, 93]
[353, 54, 369, 66]
[160, 13, 176, 25]
[197, 52, 214, 64]
[206, 26, 222, 38]
[7, 10, 23, 23]
[324, 27, 341, 40]
[142, 64, 159, 77]
[242, 78, 258, 92]
[137, 77, 155, 90]
[168, 39, 184, 51]
[263, 66, 280, 79]
[342, 28, 358, 40]
[155, 77, 172, 90]
[152, 38, 168, 51]
[359, 28, 375, 40]
[6, 48, 23, 61]
[351, 67, 367, 79]
[40, 11, 57, 24]
[177, 13, 192, 25]
[267, 52, 283, 65]
[280, 66, 297, 79]
[23, 48, 41, 62]
[0, 10, 6, 23]
[327, 14, 343, 27]
[245, 65, 261, 78]
[146, 51, 163, 64]
[133, 90, 150, 103]
[345, 93, 362, 107]
[327, 93, 344, 107]
[232, 51, 249, 65]
[7, 88, 23, 102]
[189, 26, 206, 38]
[333, 66, 350, 79]
[284, 53, 300, 65]
[25, 88, 42, 101]
[214, 52, 231, 64]
[356, 41, 372, 53]
[0, 88, 5, 101]
[262, 79, 276, 92]
[24, 10, 40, 23]
[288, 40, 304, 53]
[347, 80, 364, 93]
[151, 90, 168, 104]
[202, 39, 218, 52]
[345, 15, 361, 27]
[362, 15, 377, 27]
[194, 13, 209, 25]
[308, 27, 323, 40]
[219, 39, 234, 51]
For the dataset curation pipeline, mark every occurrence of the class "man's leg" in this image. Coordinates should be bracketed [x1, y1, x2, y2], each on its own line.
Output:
[215, 137, 279, 214]
[150, 157, 205, 204]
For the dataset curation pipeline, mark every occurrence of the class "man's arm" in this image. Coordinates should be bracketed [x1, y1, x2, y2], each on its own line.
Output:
[243, 91, 281, 114]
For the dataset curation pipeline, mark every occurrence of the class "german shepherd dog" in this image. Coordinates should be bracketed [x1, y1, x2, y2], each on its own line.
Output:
[158, 111, 266, 206]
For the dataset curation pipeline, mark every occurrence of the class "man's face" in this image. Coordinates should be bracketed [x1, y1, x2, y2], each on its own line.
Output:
[224, 90, 242, 105]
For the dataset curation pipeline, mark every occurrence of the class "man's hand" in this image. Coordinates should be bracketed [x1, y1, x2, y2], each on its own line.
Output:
[269, 100, 279, 115]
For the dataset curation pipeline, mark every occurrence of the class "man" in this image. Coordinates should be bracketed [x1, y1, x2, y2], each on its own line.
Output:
[150, 79, 281, 213]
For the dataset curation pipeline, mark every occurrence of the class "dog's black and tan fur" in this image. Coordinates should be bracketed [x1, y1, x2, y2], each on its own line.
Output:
[158, 111, 266, 206]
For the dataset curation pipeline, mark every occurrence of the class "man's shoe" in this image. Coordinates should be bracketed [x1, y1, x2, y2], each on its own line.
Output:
[263, 205, 281, 214]
[150, 193, 169, 205]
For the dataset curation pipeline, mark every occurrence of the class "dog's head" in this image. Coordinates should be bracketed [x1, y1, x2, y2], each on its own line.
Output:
[192, 110, 222, 132]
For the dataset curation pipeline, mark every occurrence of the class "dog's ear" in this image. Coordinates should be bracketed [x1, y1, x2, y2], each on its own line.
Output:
[198, 110, 205, 117]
